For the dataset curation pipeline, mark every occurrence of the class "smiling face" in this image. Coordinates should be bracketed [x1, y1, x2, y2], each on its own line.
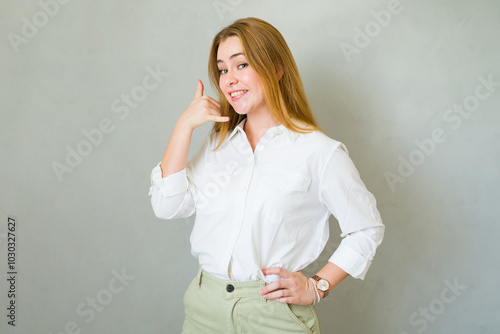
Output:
[216, 36, 268, 116]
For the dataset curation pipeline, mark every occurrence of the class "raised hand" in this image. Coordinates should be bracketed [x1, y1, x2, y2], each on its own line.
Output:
[178, 79, 229, 130]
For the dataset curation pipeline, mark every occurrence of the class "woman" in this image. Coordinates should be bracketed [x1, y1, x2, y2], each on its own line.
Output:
[149, 17, 384, 334]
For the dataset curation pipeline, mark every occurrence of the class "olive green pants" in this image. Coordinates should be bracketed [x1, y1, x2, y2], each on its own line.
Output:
[181, 267, 321, 334]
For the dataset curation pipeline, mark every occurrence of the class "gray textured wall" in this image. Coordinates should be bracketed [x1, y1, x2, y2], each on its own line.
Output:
[1, 1, 499, 333]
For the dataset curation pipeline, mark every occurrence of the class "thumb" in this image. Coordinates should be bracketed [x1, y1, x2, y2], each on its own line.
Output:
[195, 79, 204, 98]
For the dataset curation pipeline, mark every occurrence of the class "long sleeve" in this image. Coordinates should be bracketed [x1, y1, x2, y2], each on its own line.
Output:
[148, 133, 213, 220]
[319, 143, 385, 279]
[148, 118, 384, 281]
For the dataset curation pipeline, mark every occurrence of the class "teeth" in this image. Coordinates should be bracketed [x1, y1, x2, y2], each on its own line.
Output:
[230, 90, 247, 97]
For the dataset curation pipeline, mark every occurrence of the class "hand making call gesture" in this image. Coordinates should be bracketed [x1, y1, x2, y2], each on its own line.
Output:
[159, 80, 229, 178]
[178, 79, 230, 131]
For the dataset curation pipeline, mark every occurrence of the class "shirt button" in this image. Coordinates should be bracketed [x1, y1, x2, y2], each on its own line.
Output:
[226, 284, 235, 293]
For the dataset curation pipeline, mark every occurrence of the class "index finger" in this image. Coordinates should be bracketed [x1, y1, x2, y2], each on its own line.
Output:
[261, 267, 292, 278]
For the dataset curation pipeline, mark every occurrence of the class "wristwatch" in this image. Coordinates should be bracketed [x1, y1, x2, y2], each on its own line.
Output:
[312, 275, 330, 297]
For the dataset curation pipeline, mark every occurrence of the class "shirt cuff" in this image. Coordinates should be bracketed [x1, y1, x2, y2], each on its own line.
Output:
[328, 244, 372, 280]
[149, 162, 189, 197]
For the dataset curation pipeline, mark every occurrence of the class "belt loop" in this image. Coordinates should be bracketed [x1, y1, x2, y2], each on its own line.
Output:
[197, 267, 203, 289]
[260, 281, 267, 303]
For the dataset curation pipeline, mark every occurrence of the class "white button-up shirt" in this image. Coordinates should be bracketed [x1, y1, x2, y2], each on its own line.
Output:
[149, 118, 384, 282]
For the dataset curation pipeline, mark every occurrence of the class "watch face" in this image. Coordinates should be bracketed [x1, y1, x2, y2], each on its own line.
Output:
[317, 279, 329, 291]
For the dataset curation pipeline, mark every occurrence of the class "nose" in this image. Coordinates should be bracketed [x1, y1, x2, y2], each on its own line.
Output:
[224, 69, 238, 87]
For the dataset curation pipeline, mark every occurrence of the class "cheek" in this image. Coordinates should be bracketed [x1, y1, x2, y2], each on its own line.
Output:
[219, 82, 228, 100]
[246, 73, 263, 94]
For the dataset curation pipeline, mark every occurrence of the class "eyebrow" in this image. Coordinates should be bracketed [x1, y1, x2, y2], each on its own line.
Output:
[217, 52, 245, 64]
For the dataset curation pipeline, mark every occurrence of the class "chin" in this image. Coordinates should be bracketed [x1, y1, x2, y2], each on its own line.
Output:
[232, 107, 249, 115]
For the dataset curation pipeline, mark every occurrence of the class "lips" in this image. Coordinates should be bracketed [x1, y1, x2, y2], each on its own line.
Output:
[229, 89, 248, 101]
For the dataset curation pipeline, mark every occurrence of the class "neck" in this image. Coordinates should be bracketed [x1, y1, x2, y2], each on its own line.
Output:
[243, 113, 280, 136]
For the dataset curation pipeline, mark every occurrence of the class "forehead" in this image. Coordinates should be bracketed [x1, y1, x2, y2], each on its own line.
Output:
[217, 36, 244, 60]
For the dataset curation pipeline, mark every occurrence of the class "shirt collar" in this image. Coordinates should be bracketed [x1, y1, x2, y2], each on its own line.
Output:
[226, 118, 246, 142]
[226, 118, 301, 144]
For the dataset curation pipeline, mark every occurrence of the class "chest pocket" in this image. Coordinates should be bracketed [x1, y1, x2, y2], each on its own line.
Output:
[253, 167, 312, 224]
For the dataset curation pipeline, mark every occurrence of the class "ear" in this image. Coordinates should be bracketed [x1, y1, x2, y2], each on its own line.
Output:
[276, 63, 284, 81]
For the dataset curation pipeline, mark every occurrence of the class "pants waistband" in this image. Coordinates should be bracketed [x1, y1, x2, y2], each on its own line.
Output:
[196, 267, 268, 301]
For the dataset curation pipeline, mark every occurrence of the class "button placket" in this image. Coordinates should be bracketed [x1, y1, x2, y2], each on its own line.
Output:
[225, 126, 260, 278]
[224, 156, 256, 277]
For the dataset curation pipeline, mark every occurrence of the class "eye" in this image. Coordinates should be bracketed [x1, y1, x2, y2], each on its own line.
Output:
[238, 63, 248, 69]
[219, 68, 228, 75]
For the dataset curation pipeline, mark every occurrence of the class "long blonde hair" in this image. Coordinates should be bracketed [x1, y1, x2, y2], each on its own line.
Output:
[208, 17, 322, 150]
